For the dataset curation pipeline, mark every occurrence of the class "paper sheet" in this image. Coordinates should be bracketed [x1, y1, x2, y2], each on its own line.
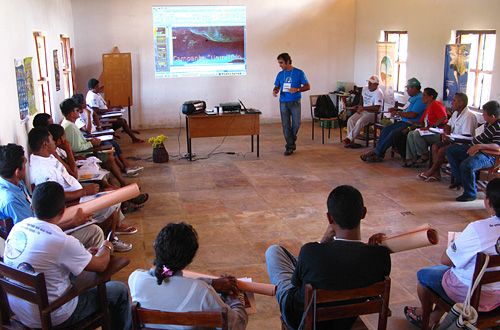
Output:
[381, 224, 439, 253]
[64, 219, 99, 234]
[417, 129, 437, 136]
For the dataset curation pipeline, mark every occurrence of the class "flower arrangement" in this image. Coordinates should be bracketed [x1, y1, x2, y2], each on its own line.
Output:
[148, 134, 167, 148]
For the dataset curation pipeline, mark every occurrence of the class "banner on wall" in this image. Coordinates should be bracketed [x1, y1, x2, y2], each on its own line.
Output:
[23, 57, 37, 116]
[14, 59, 29, 122]
[53, 50, 61, 91]
[443, 44, 470, 105]
[376, 42, 396, 106]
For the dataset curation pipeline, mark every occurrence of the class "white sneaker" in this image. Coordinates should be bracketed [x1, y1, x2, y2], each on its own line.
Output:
[126, 167, 142, 176]
[112, 238, 133, 252]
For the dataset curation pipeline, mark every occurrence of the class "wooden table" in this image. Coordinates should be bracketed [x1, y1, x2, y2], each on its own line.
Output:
[185, 112, 261, 161]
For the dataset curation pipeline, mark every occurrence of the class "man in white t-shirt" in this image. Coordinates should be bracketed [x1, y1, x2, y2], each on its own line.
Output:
[3, 181, 132, 329]
[404, 178, 500, 328]
[343, 75, 384, 148]
[27, 127, 132, 252]
[86, 78, 144, 143]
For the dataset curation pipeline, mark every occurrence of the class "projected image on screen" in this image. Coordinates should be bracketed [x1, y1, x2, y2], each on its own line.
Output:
[153, 6, 247, 78]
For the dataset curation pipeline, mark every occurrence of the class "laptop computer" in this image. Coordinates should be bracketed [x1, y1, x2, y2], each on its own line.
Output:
[238, 99, 261, 114]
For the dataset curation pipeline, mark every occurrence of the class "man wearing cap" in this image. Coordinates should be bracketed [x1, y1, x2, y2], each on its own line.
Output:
[343, 75, 384, 148]
[361, 77, 427, 162]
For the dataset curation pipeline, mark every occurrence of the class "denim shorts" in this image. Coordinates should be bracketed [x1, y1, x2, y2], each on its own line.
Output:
[417, 265, 454, 304]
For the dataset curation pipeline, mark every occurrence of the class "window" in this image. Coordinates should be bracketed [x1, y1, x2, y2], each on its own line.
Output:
[33, 31, 52, 114]
[60, 35, 75, 98]
[456, 30, 496, 108]
[384, 31, 408, 93]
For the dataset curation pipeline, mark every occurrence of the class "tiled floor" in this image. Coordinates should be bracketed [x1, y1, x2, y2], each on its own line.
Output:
[115, 122, 488, 330]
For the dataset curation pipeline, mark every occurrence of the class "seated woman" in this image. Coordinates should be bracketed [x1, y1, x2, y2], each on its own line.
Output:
[404, 178, 500, 328]
[403, 87, 448, 167]
[128, 222, 248, 330]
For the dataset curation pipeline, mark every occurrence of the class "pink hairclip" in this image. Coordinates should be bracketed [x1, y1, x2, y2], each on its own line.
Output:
[162, 265, 174, 277]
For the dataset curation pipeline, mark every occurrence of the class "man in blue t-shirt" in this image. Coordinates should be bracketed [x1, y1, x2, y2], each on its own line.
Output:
[273, 53, 310, 155]
[361, 77, 427, 162]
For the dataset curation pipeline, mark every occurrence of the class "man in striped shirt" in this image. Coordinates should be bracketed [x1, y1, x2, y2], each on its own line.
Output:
[446, 100, 500, 201]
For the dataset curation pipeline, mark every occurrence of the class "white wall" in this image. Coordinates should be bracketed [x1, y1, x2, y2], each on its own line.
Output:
[354, 0, 500, 103]
[0, 0, 75, 146]
[71, 0, 357, 128]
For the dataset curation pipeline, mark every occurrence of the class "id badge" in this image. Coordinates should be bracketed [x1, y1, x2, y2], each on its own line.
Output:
[283, 83, 291, 93]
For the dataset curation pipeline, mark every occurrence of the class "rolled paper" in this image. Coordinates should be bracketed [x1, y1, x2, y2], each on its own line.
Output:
[61, 184, 140, 222]
[183, 270, 276, 296]
[381, 224, 439, 253]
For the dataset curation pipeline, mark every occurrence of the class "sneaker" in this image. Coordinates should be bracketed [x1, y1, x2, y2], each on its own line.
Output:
[124, 171, 139, 178]
[455, 194, 476, 202]
[126, 167, 142, 176]
[129, 166, 144, 172]
[284, 149, 293, 156]
[115, 225, 138, 235]
[112, 238, 133, 252]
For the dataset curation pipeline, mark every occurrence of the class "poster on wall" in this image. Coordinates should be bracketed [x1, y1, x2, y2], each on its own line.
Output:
[23, 57, 37, 116]
[443, 44, 470, 105]
[53, 49, 60, 91]
[14, 59, 29, 122]
[376, 42, 396, 106]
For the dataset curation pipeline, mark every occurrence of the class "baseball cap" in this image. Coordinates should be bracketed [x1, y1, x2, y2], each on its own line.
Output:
[406, 77, 421, 88]
[367, 75, 380, 84]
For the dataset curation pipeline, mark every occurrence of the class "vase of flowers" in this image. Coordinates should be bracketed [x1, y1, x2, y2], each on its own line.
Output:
[148, 134, 169, 163]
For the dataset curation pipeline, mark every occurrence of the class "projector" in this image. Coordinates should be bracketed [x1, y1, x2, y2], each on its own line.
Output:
[220, 102, 241, 113]
[182, 100, 206, 115]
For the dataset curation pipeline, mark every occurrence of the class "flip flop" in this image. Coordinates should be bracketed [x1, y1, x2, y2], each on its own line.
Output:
[129, 193, 149, 205]
[425, 176, 441, 182]
[418, 172, 429, 180]
[121, 202, 144, 214]
[350, 143, 362, 149]
[115, 225, 138, 235]
[404, 306, 422, 328]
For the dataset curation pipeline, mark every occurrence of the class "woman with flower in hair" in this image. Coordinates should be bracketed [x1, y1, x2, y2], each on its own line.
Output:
[128, 222, 248, 329]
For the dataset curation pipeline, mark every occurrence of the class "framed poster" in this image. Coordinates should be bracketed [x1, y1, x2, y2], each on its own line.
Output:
[14, 59, 29, 122]
[53, 49, 60, 91]
[443, 44, 470, 105]
[377, 42, 396, 106]
[23, 57, 37, 116]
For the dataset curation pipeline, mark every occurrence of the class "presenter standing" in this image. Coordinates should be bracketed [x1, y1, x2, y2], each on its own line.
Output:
[273, 53, 310, 156]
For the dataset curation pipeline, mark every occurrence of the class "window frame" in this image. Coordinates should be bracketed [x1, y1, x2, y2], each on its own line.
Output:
[456, 29, 496, 108]
[33, 31, 52, 114]
[384, 30, 408, 93]
[60, 34, 75, 98]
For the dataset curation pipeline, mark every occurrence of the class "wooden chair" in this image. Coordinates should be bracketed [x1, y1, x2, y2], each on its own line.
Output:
[0, 255, 129, 329]
[131, 302, 228, 330]
[297, 277, 391, 330]
[478, 149, 500, 182]
[421, 253, 500, 330]
[0, 218, 13, 240]
[310, 95, 342, 144]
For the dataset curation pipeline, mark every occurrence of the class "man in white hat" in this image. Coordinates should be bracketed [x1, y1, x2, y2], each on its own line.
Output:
[343, 75, 384, 148]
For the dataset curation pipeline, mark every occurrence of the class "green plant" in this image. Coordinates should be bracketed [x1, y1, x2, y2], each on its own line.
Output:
[148, 134, 167, 148]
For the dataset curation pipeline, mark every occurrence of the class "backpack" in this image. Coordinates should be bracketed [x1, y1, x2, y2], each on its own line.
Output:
[314, 95, 338, 118]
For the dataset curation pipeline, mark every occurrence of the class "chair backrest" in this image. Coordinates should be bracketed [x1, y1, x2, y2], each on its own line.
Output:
[310, 95, 320, 118]
[470, 252, 500, 309]
[303, 276, 391, 330]
[0, 218, 13, 240]
[131, 302, 228, 330]
[0, 261, 51, 328]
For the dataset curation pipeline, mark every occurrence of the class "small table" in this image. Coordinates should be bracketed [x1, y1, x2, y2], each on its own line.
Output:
[185, 112, 261, 161]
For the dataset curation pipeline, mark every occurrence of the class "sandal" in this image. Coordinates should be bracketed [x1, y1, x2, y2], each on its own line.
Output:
[425, 176, 440, 182]
[115, 225, 138, 235]
[418, 172, 429, 180]
[121, 202, 144, 214]
[404, 306, 423, 328]
[360, 151, 375, 161]
[129, 193, 149, 205]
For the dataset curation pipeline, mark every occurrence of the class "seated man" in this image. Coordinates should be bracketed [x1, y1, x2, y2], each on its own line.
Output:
[403, 87, 448, 167]
[404, 178, 500, 328]
[265, 185, 391, 329]
[32, 112, 53, 128]
[343, 75, 384, 148]
[361, 78, 427, 162]
[0, 143, 103, 249]
[3, 181, 132, 329]
[86, 78, 143, 143]
[59, 98, 143, 186]
[446, 100, 500, 201]
[27, 127, 133, 251]
[129, 222, 248, 330]
[419, 93, 477, 182]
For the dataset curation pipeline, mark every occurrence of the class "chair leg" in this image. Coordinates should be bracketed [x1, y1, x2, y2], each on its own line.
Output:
[312, 119, 315, 140]
[328, 126, 331, 139]
[322, 125, 325, 144]
[338, 119, 342, 142]
[365, 126, 369, 147]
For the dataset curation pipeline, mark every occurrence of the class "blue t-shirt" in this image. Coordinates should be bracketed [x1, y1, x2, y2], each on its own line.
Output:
[402, 92, 427, 123]
[0, 177, 33, 225]
[274, 68, 308, 103]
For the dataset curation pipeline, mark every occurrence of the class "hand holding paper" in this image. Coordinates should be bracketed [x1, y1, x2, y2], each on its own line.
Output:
[380, 224, 439, 253]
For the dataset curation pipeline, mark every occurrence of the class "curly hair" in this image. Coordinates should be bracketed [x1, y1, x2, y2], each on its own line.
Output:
[153, 222, 199, 285]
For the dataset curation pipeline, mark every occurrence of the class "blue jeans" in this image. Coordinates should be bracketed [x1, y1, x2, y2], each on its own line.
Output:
[375, 121, 411, 157]
[280, 101, 301, 150]
[265, 245, 297, 327]
[446, 144, 495, 198]
[55, 281, 132, 330]
[417, 265, 454, 305]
